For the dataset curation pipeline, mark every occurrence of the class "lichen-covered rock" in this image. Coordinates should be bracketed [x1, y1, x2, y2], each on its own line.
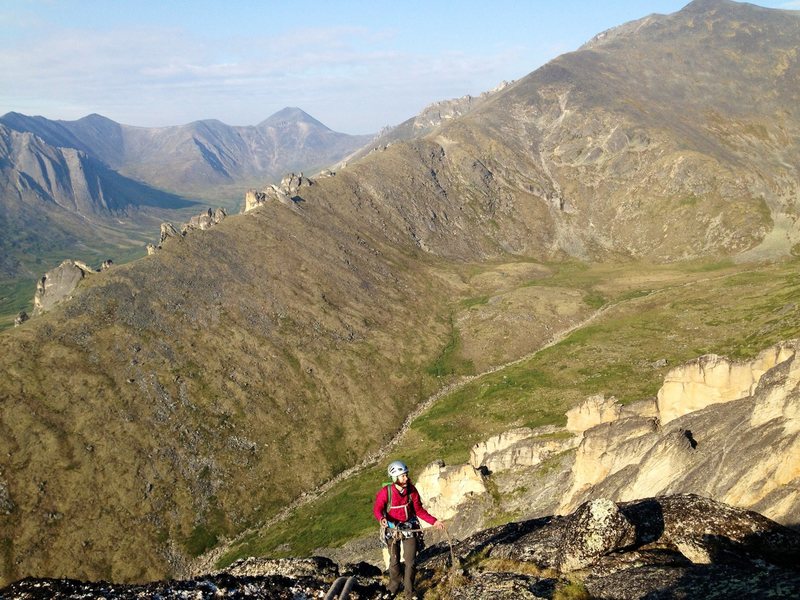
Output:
[0, 478, 14, 514]
[617, 494, 800, 568]
[585, 558, 800, 600]
[557, 498, 636, 572]
[448, 571, 550, 599]
[221, 555, 338, 579]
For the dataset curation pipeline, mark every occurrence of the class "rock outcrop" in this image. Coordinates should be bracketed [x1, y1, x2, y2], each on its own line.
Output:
[159, 222, 180, 244]
[32, 260, 97, 316]
[656, 342, 796, 424]
[181, 207, 227, 235]
[469, 426, 578, 474]
[565, 394, 622, 433]
[416, 461, 487, 520]
[152, 207, 227, 251]
[415, 340, 800, 543]
[245, 173, 314, 212]
[563, 340, 800, 521]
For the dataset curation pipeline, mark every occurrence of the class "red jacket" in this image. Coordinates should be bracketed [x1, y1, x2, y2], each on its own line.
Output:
[373, 482, 438, 525]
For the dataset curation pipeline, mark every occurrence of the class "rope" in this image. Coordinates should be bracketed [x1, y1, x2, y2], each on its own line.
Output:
[324, 575, 357, 600]
[380, 524, 459, 579]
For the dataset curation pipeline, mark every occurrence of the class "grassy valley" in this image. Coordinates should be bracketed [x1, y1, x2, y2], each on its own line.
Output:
[215, 255, 800, 562]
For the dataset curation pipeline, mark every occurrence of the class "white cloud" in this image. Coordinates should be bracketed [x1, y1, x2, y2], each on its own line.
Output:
[0, 22, 524, 132]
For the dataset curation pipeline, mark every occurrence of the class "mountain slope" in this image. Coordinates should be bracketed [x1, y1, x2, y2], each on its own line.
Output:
[0, 108, 373, 197]
[0, 123, 196, 281]
[0, 190, 454, 583]
[0, 0, 799, 587]
[330, 0, 799, 262]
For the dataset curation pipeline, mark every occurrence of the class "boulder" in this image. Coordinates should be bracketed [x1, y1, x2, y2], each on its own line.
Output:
[13, 311, 28, 327]
[557, 499, 636, 572]
[32, 259, 96, 316]
[487, 498, 636, 572]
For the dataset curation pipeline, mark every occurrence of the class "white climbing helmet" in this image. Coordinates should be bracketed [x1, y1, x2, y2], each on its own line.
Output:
[387, 460, 409, 481]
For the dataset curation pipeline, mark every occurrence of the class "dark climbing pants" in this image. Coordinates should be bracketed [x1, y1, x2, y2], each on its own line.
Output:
[388, 535, 418, 597]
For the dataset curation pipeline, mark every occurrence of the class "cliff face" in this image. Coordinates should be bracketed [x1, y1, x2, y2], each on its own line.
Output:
[0, 123, 197, 282]
[418, 339, 800, 541]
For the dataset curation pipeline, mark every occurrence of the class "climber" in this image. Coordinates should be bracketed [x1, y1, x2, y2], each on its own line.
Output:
[373, 460, 445, 598]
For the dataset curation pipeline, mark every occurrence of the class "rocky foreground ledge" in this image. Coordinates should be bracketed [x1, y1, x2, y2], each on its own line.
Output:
[3, 494, 799, 599]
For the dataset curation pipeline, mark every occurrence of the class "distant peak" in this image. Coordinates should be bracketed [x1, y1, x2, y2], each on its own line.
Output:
[258, 107, 327, 130]
[76, 113, 118, 125]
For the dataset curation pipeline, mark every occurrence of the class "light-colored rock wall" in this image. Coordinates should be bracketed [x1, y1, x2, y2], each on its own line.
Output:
[566, 394, 622, 433]
[415, 461, 486, 522]
[565, 417, 660, 508]
[656, 343, 797, 424]
[483, 436, 579, 474]
[470, 427, 534, 468]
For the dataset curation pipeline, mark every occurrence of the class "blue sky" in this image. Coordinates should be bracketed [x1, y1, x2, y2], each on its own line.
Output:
[1, 0, 797, 133]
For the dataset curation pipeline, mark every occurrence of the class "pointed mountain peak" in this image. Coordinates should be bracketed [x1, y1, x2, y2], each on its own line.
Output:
[258, 107, 328, 130]
[76, 113, 118, 125]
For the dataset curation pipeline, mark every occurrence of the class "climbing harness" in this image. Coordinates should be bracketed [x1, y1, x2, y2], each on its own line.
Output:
[378, 522, 459, 578]
[384, 483, 411, 521]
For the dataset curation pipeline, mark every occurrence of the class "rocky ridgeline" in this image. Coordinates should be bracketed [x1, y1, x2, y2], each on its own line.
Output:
[147, 207, 227, 254]
[244, 172, 334, 213]
[1, 494, 798, 598]
[410, 340, 800, 541]
[23, 207, 227, 320]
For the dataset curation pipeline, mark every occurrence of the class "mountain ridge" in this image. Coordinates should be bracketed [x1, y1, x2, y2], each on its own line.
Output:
[0, 107, 373, 195]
